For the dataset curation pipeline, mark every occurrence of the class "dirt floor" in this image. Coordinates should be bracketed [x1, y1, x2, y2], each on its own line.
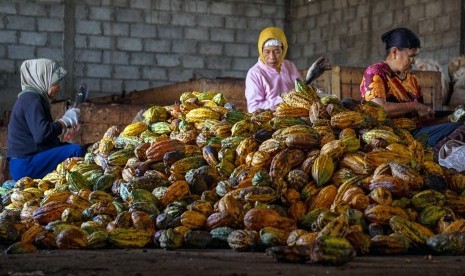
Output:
[1, 248, 465, 276]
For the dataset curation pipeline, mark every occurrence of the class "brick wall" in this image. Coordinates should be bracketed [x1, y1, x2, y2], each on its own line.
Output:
[288, 0, 462, 72]
[0, 0, 286, 122]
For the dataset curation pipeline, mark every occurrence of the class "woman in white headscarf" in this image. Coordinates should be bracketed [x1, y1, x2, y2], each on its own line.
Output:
[7, 58, 85, 181]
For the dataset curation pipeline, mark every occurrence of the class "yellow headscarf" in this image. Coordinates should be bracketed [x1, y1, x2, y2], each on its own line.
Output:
[258, 27, 288, 72]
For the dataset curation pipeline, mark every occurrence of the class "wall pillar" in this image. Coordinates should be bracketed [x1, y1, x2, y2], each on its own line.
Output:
[63, 0, 76, 100]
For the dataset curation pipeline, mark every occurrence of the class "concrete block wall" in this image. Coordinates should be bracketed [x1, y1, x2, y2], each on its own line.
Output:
[288, 0, 462, 74]
[69, 0, 287, 98]
[0, 0, 67, 123]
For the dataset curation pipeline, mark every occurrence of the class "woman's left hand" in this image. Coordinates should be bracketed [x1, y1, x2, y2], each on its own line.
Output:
[63, 124, 80, 142]
[411, 100, 433, 118]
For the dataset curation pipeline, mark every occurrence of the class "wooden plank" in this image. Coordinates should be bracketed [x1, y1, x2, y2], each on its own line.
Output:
[321, 66, 442, 110]
[416, 70, 443, 111]
[337, 67, 361, 100]
[73, 102, 146, 144]
[318, 69, 330, 92]
[331, 66, 342, 98]
[125, 78, 247, 111]
[79, 103, 145, 124]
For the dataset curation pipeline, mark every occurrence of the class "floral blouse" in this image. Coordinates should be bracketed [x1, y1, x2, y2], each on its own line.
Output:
[360, 62, 423, 104]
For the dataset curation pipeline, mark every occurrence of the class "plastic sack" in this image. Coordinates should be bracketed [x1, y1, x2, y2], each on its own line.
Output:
[438, 139, 465, 172]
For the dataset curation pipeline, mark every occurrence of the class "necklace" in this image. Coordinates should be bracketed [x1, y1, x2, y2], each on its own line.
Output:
[396, 71, 407, 81]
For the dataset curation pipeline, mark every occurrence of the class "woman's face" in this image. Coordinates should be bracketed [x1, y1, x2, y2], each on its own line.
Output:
[395, 48, 419, 72]
[262, 45, 283, 68]
[48, 83, 61, 98]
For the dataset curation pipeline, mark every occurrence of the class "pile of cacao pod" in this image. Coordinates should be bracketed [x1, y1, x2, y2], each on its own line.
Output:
[1, 79, 465, 266]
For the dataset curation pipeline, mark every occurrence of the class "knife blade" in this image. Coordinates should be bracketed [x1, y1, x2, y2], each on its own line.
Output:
[73, 82, 88, 108]
[65, 82, 89, 131]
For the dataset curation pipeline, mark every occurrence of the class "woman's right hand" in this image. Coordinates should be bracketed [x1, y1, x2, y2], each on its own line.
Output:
[59, 107, 80, 128]
[412, 101, 434, 118]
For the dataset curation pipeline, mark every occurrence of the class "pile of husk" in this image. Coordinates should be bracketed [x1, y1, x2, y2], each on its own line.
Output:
[1, 80, 465, 266]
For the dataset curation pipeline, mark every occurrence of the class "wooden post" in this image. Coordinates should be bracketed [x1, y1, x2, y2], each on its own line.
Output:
[432, 71, 443, 111]
[331, 66, 341, 98]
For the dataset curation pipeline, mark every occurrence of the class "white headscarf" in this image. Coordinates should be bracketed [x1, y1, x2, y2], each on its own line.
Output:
[263, 38, 282, 47]
[18, 58, 67, 107]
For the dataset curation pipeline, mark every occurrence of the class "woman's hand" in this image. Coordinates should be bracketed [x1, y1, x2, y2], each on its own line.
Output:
[412, 101, 434, 119]
[305, 57, 332, 84]
[63, 124, 80, 142]
[59, 107, 80, 128]
[371, 98, 434, 119]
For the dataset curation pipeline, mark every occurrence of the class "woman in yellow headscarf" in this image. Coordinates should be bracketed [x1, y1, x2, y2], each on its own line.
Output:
[245, 27, 331, 112]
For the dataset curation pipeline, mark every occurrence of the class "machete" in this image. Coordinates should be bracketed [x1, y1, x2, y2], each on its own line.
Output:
[63, 82, 89, 141]
[73, 82, 89, 108]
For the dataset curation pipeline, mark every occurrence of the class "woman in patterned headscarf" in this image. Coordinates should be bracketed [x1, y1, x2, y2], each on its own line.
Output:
[360, 27, 464, 158]
[245, 27, 331, 113]
[7, 58, 85, 181]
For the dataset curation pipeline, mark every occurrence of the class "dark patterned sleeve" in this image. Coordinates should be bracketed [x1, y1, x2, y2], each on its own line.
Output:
[360, 65, 388, 101]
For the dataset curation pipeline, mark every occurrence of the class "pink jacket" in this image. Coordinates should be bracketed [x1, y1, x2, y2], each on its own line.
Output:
[245, 59, 302, 113]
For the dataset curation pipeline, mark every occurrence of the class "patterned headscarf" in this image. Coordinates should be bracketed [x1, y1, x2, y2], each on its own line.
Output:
[18, 58, 67, 107]
[257, 27, 288, 72]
